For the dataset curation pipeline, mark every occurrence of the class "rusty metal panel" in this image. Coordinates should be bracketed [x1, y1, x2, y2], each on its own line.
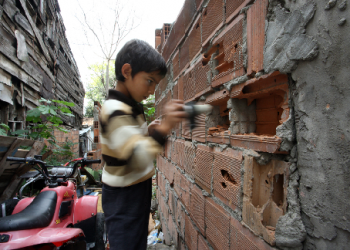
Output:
[201, 0, 224, 45]
[194, 145, 213, 192]
[247, 0, 268, 75]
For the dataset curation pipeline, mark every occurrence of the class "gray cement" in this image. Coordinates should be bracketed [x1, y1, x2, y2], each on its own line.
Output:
[264, 1, 319, 73]
[264, 0, 350, 249]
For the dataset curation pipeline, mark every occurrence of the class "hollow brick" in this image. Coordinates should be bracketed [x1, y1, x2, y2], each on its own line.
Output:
[205, 198, 230, 250]
[185, 215, 198, 250]
[190, 184, 206, 235]
[194, 145, 213, 193]
[212, 147, 243, 210]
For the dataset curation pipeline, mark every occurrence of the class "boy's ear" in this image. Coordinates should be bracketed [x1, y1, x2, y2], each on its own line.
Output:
[121, 63, 132, 80]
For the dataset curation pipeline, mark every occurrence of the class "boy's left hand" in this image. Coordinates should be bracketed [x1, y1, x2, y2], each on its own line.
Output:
[148, 119, 161, 135]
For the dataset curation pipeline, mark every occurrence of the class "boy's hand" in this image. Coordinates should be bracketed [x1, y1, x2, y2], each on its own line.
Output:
[148, 119, 161, 136]
[158, 100, 187, 136]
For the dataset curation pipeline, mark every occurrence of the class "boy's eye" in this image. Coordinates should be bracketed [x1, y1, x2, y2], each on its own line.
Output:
[147, 79, 153, 85]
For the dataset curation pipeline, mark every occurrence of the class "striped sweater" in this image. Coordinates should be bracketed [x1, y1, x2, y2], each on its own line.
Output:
[100, 90, 165, 187]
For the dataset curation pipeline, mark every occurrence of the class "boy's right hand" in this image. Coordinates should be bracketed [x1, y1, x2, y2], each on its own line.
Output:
[157, 100, 187, 136]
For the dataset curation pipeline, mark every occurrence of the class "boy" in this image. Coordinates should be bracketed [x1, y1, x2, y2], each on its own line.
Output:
[100, 39, 186, 250]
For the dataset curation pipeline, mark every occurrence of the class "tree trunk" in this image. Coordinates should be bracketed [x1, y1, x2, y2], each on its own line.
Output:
[105, 59, 110, 96]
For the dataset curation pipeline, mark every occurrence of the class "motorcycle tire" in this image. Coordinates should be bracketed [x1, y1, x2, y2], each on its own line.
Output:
[92, 212, 107, 250]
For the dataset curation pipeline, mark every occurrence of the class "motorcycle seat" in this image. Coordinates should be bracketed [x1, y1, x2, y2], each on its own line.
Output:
[0, 191, 57, 232]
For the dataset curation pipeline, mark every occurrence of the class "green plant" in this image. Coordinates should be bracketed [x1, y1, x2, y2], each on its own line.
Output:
[42, 140, 78, 166]
[143, 94, 155, 124]
[12, 98, 75, 145]
[0, 123, 10, 136]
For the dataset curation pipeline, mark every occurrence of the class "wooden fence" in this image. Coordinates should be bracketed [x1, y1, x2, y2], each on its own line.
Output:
[0, 135, 45, 202]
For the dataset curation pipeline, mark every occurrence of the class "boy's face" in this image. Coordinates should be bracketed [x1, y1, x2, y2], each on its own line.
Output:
[125, 70, 164, 103]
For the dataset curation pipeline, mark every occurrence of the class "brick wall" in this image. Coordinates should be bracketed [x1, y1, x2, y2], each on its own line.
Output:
[53, 129, 79, 161]
[154, 0, 297, 249]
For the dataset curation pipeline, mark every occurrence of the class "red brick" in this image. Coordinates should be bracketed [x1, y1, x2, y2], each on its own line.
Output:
[183, 66, 196, 102]
[194, 145, 213, 193]
[205, 198, 230, 250]
[225, 0, 250, 23]
[168, 189, 175, 215]
[159, 195, 170, 225]
[189, 16, 202, 62]
[178, 76, 184, 101]
[157, 155, 165, 173]
[196, 0, 204, 10]
[211, 15, 245, 88]
[172, 139, 185, 170]
[179, 38, 190, 73]
[202, 0, 224, 46]
[160, 214, 172, 246]
[167, 215, 179, 246]
[163, 160, 175, 185]
[165, 138, 172, 160]
[184, 141, 195, 178]
[192, 113, 206, 143]
[230, 217, 275, 250]
[190, 184, 205, 235]
[179, 237, 187, 250]
[175, 199, 186, 238]
[174, 168, 191, 211]
[194, 59, 211, 95]
[173, 50, 180, 80]
[182, 120, 191, 139]
[247, 0, 268, 75]
[185, 215, 198, 250]
[212, 147, 243, 209]
[157, 172, 167, 198]
[198, 234, 211, 250]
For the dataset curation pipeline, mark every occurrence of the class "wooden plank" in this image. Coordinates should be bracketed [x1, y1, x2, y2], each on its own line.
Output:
[0, 33, 43, 84]
[0, 140, 44, 202]
[0, 138, 24, 176]
[15, 30, 29, 62]
[0, 136, 16, 148]
[14, 11, 34, 37]
[0, 52, 30, 84]
[19, 0, 51, 63]
[0, 5, 3, 21]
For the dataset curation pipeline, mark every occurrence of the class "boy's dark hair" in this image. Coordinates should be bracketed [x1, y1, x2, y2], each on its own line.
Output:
[115, 39, 167, 81]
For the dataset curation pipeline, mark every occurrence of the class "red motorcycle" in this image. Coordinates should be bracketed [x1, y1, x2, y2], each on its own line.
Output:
[0, 155, 106, 250]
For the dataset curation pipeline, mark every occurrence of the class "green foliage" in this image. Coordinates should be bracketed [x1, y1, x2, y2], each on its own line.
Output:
[84, 61, 116, 117]
[13, 98, 75, 144]
[0, 123, 10, 136]
[42, 140, 78, 166]
[142, 95, 155, 124]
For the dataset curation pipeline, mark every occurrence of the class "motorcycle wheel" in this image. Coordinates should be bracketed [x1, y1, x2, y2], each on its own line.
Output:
[92, 212, 107, 250]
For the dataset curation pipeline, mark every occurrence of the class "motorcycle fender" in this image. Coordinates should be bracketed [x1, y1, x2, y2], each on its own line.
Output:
[12, 197, 35, 215]
[0, 228, 84, 249]
[73, 195, 98, 224]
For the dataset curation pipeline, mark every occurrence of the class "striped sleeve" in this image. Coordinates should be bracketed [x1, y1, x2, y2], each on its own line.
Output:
[101, 101, 165, 170]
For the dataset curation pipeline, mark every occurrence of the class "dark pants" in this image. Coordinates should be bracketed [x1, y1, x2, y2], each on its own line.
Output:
[102, 178, 152, 250]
